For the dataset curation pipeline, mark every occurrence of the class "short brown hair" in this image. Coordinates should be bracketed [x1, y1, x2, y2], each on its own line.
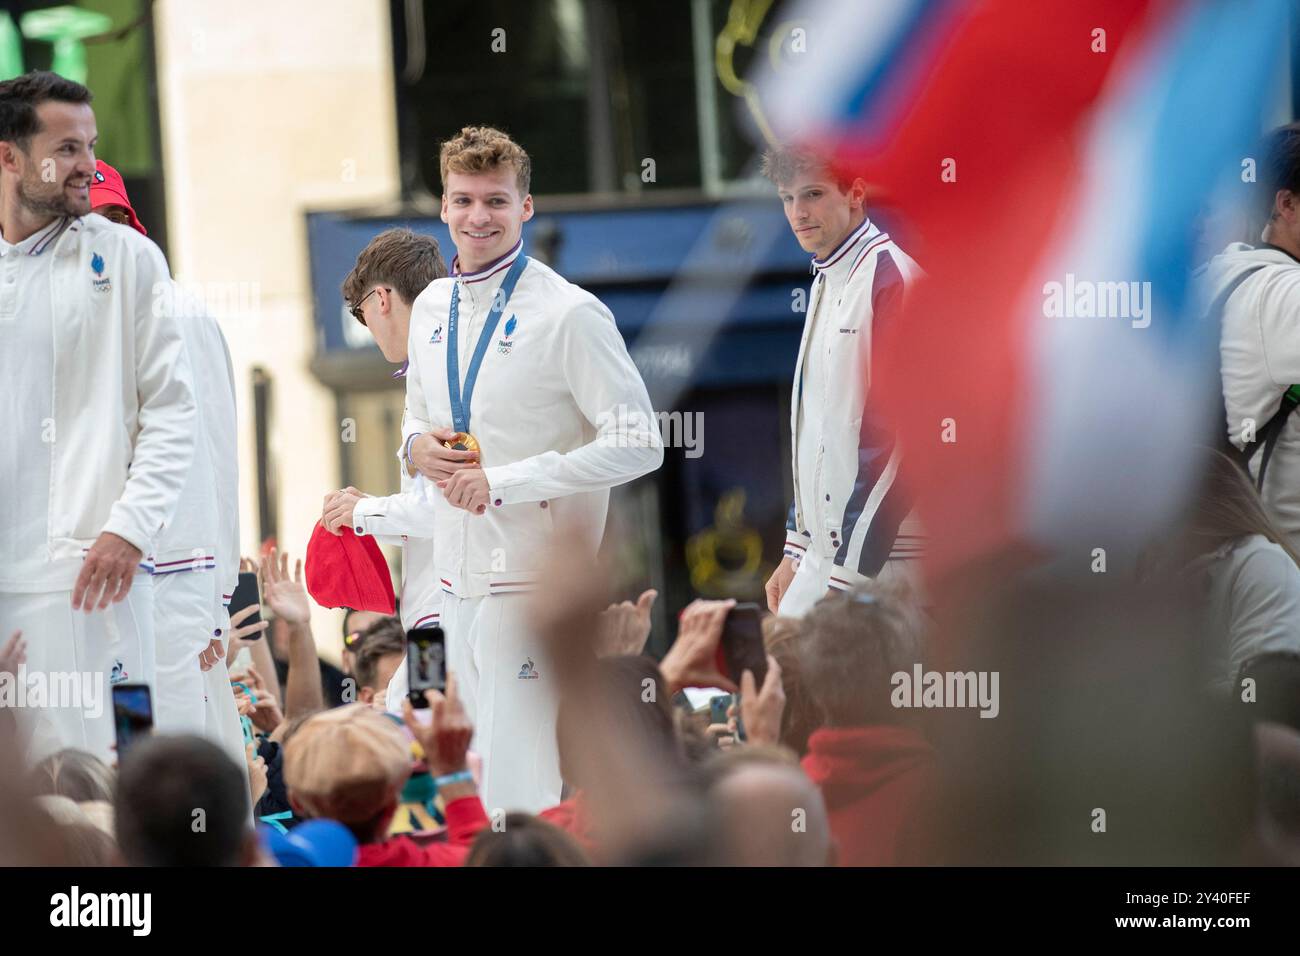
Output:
[341, 227, 446, 322]
[439, 125, 532, 197]
[0, 71, 92, 150]
[354, 618, 406, 691]
[760, 143, 852, 192]
[799, 581, 924, 727]
[465, 813, 591, 866]
[1256, 122, 1300, 238]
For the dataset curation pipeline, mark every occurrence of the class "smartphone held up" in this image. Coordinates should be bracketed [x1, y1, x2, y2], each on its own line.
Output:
[112, 683, 154, 759]
[715, 602, 767, 687]
[406, 626, 447, 708]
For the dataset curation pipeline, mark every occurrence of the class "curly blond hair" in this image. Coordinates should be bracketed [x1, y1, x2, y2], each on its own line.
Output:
[439, 125, 532, 196]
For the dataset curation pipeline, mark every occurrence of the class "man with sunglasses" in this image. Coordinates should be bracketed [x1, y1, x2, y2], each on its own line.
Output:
[341, 607, 388, 675]
[321, 228, 448, 656]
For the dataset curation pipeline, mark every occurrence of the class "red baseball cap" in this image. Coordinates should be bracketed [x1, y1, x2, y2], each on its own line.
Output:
[89, 160, 148, 236]
[305, 523, 396, 615]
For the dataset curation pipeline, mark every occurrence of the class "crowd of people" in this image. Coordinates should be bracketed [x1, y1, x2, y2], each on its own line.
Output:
[2, 546, 943, 866]
[6, 534, 1300, 866]
[3, 67, 1300, 867]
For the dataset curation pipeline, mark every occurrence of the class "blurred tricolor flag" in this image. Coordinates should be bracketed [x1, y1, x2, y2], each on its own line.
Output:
[759, 0, 1289, 582]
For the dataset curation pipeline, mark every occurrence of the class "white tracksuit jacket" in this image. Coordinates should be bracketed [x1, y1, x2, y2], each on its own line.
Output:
[360, 240, 663, 598]
[150, 291, 240, 645]
[0, 215, 195, 590]
[783, 218, 924, 589]
[1204, 242, 1300, 547]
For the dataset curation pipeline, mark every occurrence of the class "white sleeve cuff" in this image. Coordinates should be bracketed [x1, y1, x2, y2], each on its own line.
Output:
[351, 496, 383, 536]
[828, 564, 869, 592]
[783, 529, 810, 562]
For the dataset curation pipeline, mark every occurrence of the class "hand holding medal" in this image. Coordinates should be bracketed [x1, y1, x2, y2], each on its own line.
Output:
[408, 429, 488, 512]
[408, 428, 481, 481]
[442, 431, 480, 454]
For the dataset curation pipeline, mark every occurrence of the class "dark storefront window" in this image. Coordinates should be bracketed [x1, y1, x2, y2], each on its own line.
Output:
[391, 0, 775, 199]
[3, 0, 167, 254]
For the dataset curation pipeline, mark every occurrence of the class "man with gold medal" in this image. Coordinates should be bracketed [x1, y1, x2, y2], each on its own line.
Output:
[371, 127, 663, 814]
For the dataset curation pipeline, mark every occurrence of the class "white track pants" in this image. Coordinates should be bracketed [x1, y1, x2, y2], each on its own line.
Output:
[0, 574, 155, 766]
[778, 549, 832, 618]
[778, 549, 925, 617]
[387, 592, 562, 814]
[152, 571, 213, 736]
[153, 572, 249, 795]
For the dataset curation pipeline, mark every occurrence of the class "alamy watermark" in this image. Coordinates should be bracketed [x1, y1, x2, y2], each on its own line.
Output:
[50, 886, 151, 936]
[890, 664, 999, 718]
[1042, 274, 1151, 329]
[596, 403, 704, 459]
[153, 280, 262, 322]
[0, 667, 104, 718]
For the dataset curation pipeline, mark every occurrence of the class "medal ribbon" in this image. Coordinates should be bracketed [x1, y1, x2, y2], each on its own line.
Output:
[446, 253, 529, 436]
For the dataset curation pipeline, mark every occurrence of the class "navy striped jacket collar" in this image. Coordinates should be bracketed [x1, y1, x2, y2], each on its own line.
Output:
[811, 217, 877, 279]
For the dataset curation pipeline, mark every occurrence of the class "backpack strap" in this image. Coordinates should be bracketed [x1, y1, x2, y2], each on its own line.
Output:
[1252, 383, 1300, 491]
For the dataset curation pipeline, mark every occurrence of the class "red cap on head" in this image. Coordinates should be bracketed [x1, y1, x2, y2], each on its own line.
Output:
[89, 160, 148, 236]
[305, 523, 396, 615]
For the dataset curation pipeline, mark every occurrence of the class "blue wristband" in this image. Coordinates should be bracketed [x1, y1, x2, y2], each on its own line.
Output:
[403, 432, 419, 466]
[433, 769, 474, 789]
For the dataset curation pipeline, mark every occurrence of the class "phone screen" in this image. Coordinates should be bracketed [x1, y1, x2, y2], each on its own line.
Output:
[406, 626, 446, 706]
[228, 571, 262, 638]
[717, 603, 767, 687]
[113, 683, 154, 758]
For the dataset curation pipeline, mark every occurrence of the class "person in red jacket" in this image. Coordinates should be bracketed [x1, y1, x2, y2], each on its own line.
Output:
[283, 676, 488, 866]
[741, 582, 936, 866]
[799, 584, 935, 865]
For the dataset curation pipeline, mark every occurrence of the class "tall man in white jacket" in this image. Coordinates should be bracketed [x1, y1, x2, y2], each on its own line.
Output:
[155, 287, 247, 772]
[87, 161, 244, 771]
[761, 145, 924, 618]
[337, 126, 663, 812]
[0, 73, 195, 763]
[322, 227, 447, 647]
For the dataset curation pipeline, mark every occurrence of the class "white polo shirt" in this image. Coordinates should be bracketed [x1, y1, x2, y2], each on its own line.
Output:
[1, 212, 194, 591]
[0, 217, 81, 589]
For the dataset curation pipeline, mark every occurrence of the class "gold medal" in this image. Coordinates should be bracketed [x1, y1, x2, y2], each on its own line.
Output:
[442, 431, 480, 454]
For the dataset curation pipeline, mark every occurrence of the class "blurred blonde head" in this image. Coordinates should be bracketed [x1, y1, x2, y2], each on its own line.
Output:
[1189, 450, 1300, 567]
[76, 799, 115, 839]
[31, 748, 114, 803]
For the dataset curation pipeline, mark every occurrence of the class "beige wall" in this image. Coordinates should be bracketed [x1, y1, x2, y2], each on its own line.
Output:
[155, 0, 401, 661]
